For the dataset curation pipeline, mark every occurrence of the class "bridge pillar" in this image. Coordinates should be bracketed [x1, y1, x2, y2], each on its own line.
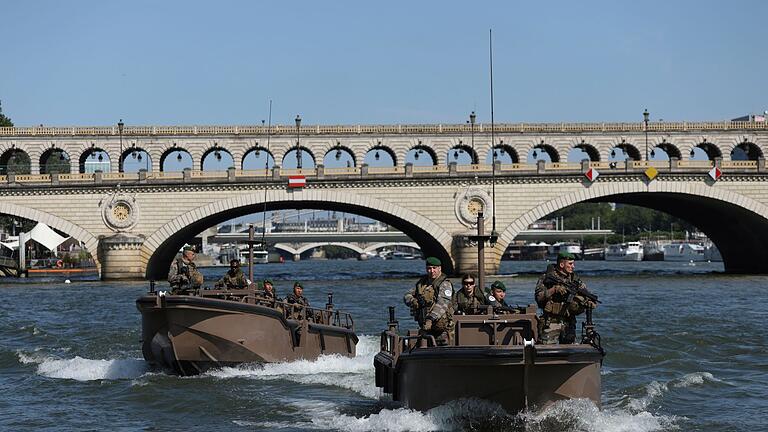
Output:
[358, 253, 368, 261]
[98, 233, 145, 280]
[293, 254, 300, 261]
[451, 234, 501, 280]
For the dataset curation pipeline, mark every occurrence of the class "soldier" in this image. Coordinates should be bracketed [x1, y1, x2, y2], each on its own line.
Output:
[261, 279, 280, 302]
[453, 273, 486, 315]
[214, 259, 250, 290]
[168, 245, 204, 294]
[404, 256, 454, 346]
[486, 280, 519, 314]
[535, 252, 597, 344]
[285, 281, 311, 319]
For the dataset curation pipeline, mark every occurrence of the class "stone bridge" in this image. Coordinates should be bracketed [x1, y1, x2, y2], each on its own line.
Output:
[0, 121, 766, 279]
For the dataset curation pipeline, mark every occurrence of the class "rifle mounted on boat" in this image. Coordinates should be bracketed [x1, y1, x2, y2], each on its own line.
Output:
[544, 274, 600, 306]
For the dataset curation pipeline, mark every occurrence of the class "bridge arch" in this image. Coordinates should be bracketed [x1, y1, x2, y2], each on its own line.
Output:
[529, 143, 560, 163]
[651, 141, 682, 160]
[447, 143, 478, 165]
[282, 146, 316, 169]
[242, 146, 275, 170]
[364, 145, 396, 166]
[0, 202, 100, 273]
[570, 143, 600, 162]
[323, 144, 356, 167]
[362, 242, 420, 254]
[487, 143, 519, 164]
[730, 141, 762, 160]
[275, 242, 365, 256]
[0, 147, 31, 175]
[691, 141, 722, 160]
[498, 182, 768, 273]
[143, 190, 453, 280]
[201, 145, 234, 170]
[609, 142, 641, 161]
[159, 147, 193, 171]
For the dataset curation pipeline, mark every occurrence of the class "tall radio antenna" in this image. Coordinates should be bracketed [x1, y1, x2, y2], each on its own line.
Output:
[260, 100, 273, 250]
[489, 29, 498, 243]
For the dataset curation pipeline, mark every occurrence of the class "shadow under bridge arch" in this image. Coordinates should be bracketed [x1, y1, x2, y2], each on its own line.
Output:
[496, 183, 768, 274]
[143, 191, 454, 280]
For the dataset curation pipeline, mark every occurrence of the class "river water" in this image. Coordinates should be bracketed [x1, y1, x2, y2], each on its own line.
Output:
[1, 259, 766, 431]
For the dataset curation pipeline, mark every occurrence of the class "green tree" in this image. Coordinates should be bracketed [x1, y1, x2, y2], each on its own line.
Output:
[0, 100, 13, 127]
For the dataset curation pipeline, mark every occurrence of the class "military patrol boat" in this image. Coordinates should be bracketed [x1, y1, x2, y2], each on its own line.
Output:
[374, 209, 605, 411]
[137, 283, 358, 375]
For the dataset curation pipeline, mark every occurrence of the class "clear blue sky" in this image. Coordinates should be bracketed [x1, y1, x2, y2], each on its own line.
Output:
[1, 0, 766, 127]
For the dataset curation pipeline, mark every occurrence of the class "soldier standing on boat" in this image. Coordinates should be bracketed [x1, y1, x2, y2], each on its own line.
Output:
[404, 256, 454, 345]
[261, 279, 280, 302]
[453, 273, 486, 315]
[168, 245, 204, 294]
[535, 251, 597, 344]
[487, 280, 519, 314]
[286, 281, 311, 319]
[214, 259, 250, 290]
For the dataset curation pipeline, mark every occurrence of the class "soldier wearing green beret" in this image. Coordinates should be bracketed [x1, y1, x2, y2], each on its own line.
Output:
[486, 280, 518, 314]
[286, 281, 311, 319]
[168, 245, 204, 294]
[214, 259, 251, 290]
[404, 256, 454, 345]
[535, 251, 597, 344]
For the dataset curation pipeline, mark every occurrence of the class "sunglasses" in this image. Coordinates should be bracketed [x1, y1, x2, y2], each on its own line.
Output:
[462, 281, 475, 285]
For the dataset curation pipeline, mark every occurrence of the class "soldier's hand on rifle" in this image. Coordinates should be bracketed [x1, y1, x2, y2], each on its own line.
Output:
[423, 319, 433, 331]
[586, 300, 598, 309]
[551, 285, 568, 296]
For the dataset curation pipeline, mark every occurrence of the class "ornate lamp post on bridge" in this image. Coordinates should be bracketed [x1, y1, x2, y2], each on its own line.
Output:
[117, 119, 124, 172]
[643, 109, 649, 161]
[295, 114, 302, 169]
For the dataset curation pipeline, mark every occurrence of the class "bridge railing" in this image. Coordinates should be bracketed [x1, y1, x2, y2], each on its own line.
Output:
[721, 160, 758, 168]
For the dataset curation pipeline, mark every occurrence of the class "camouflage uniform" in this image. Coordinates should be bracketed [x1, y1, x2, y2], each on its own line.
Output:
[535, 264, 590, 344]
[404, 274, 454, 345]
[453, 288, 487, 315]
[168, 257, 204, 294]
[215, 268, 249, 290]
[487, 295, 519, 315]
[285, 292, 311, 320]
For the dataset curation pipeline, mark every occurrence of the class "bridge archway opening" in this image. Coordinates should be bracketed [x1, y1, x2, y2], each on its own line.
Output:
[323, 145, 356, 168]
[608, 143, 641, 161]
[405, 144, 437, 166]
[447, 144, 476, 165]
[145, 200, 452, 280]
[527, 144, 559, 163]
[79, 149, 110, 173]
[568, 143, 600, 162]
[730, 141, 762, 161]
[201, 146, 234, 171]
[691, 142, 721, 160]
[161, 148, 193, 171]
[486, 144, 518, 164]
[242, 147, 275, 170]
[282, 147, 316, 169]
[39, 148, 71, 174]
[122, 148, 151, 172]
[363, 146, 396, 167]
[649, 142, 681, 161]
[0, 149, 31, 175]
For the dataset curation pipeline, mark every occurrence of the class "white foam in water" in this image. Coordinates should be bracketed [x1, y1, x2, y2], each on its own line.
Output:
[524, 399, 679, 432]
[210, 335, 380, 398]
[17, 350, 149, 381]
[623, 371, 723, 412]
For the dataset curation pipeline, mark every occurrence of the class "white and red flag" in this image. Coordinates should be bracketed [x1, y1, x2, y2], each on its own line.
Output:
[288, 175, 306, 188]
[708, 167, 722, 181]
[584, 168, 600, 182]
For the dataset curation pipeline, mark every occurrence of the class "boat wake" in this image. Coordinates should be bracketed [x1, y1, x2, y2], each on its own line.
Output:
[209, 335, 381, 398]
[16, 349, 149, 381]
[612, 371, 727, 412]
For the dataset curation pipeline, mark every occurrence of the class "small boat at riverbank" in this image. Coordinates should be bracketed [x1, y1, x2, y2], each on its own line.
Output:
[374, 306, 605, 412]
[136, 285, 358, 375]
[605, 242, 644, 261]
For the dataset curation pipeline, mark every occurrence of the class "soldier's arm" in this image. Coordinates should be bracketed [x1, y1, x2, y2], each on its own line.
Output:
[427, 280, 453, 321]
[403, 286, 417, 307]
[168, 262, 187, 285]
[534, 274, 549, 306]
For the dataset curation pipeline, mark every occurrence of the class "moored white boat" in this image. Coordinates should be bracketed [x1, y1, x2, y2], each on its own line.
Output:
[604, 242, 644, 261]
[663, 243, 706, 261]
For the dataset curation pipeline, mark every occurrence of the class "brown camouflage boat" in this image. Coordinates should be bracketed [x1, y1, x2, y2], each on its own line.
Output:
[137, 284, 358, 375]
[374, 305, 604, 412]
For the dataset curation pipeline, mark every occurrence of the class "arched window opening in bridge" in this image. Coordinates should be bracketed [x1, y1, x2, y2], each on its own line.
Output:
[202, 147, 234, 171]
[39, 148, 71, 175]
[363, 146, 395, 167]
[648, 142, 681, 162]
[283, 148, 315, 170]
[80, 149, 110, 173]
[122, 148, 151, 173]
[243, 147, 275, 171]
[485, 144, 518, 164]
[730, 141, 762, 161]
[405, 145, 436, 166]
[567, 144, 600, 162]
[526, 144, 559, 164]
[323, 145, 356, 168]
[161, 149, 193, 172]
[608, 143, 641, 162]
[690, 142, 721, 161]
[447, 144, 476, 165]
[0, 149, 31, 175]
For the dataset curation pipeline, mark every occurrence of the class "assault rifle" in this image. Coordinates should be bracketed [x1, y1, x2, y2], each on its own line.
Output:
[544, 274, 600, 306]
[410, 296, 428, 326]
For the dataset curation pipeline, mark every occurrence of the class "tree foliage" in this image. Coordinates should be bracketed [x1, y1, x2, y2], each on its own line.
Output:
[0, 101, 13, 127]
[548, 202, 697, 237]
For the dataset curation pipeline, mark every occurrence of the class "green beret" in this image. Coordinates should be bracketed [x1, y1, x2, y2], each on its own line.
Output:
[182, 245, 196, 252]
[293, 281, 303, 288]
[263, 278, 273, 285]
[557, 251, 575, 261]
[425, 256, 442, 266]
[490, 280, 506, 292]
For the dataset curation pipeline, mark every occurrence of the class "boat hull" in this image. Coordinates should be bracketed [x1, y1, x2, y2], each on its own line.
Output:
[375, 344, 601, 412]
[137, 294, 357, 375]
